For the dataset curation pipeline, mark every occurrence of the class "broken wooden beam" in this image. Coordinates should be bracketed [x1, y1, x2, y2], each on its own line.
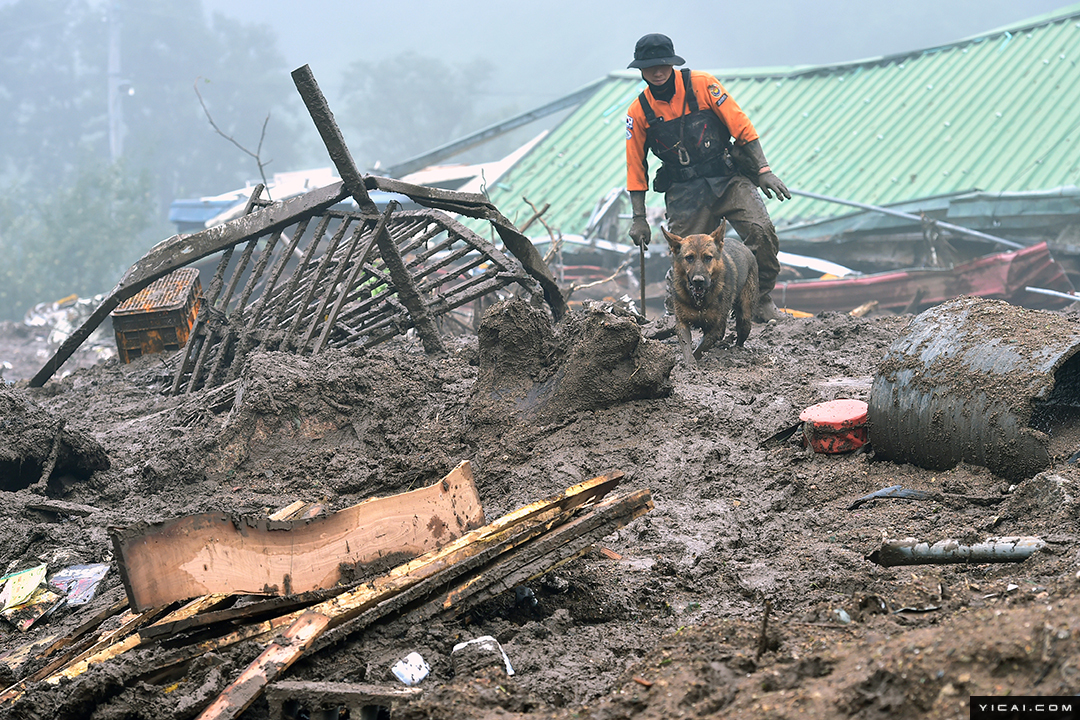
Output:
[292, 65, 446, 355]
[421, 489, 653, 620]
[111, 461, 485, 610]
[194, 470, 628, 720]
[369, 176, 568, 321]
[311, 488, 652, 655]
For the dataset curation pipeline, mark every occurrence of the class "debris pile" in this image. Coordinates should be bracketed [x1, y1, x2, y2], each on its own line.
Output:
[0, 463, 649, 718]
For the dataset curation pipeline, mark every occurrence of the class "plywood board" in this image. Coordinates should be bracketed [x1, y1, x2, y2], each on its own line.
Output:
[111, 461, 485, 610]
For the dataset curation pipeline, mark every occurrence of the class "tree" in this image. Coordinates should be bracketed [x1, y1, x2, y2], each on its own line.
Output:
[0, 161, 153, 320]
[0, 0, 303, 207]
[338, 52, 498, 170]
[0, 0, 304, 318]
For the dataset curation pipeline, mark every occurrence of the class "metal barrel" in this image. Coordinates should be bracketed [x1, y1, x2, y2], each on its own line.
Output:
[869, 296, 1080, 481]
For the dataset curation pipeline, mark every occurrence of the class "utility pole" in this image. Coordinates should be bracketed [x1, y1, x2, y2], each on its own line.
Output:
[107, 0, 124, 161]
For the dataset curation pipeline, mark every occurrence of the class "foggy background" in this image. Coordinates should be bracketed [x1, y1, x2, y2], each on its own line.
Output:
[0, 0, 1073, 321]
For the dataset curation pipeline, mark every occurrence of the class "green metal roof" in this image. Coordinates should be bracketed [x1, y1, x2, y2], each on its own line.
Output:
[483, 4, 1080, 237]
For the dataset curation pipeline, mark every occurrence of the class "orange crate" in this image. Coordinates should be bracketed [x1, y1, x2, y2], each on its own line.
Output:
[111, 269, 202, 364]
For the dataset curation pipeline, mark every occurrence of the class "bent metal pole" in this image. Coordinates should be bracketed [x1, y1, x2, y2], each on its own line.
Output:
[789, 188, 1024, 250]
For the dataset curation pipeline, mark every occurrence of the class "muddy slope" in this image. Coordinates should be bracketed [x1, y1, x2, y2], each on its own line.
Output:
[1, 300, 1078, 719]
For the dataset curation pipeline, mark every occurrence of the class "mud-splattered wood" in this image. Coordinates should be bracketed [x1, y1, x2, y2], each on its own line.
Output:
[139, 588, 341, 641]
[308, 502, 586, 654]
[195, 471, 625, 720]
[111, 461, 485, 610]
[38, 597, 128, 658]
[418, 489, 653, 619]
[41, 595, 228, 685]
[25, 499, 101, 517]
[0, 604, 172, 704]
[311, 488, 651, 655]
[196, 611, 331, 719]
[265, 681, 421, 716]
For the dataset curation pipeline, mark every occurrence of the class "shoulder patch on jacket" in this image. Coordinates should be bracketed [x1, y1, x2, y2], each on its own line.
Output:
[707, 84, 723, 98]
[714, 93, 728, 108]
[625, 115, 633, 139]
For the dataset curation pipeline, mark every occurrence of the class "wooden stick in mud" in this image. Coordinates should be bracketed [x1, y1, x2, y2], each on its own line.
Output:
[639, 237, 647, 320]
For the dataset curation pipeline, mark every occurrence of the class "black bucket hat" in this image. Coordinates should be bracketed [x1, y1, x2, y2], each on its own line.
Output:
[628, 33, 685, 69]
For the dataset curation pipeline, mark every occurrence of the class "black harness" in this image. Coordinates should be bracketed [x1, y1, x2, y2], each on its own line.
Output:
[638, 68, 734, 189]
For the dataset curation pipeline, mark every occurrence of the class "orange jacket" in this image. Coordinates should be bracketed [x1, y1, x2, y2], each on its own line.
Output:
[625, 69, 758, 192]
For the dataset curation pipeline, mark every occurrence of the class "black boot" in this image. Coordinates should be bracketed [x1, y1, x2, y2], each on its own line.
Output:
[753, 295, 787, 323]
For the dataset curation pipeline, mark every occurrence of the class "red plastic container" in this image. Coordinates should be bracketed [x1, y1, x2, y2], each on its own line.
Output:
[799, 399, 869, 454]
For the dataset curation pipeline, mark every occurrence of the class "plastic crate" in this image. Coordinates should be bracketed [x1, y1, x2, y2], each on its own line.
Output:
[111, 269, 202, 364]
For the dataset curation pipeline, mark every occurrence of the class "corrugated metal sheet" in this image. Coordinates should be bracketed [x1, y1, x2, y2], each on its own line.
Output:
[485, 6, 1080, 237]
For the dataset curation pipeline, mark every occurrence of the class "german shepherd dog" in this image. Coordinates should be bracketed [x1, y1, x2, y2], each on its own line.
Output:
[663, 220, 758, 366]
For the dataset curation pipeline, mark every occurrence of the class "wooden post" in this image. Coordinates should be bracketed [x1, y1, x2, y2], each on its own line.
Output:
[291, 64, 446, 354]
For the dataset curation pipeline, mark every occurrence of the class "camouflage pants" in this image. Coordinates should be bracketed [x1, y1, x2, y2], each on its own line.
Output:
[664, 174, 781, 302]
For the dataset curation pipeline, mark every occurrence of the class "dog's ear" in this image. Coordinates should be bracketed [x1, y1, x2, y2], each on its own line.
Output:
[710, 220, 727, 251]
[662, 226, 682, 253]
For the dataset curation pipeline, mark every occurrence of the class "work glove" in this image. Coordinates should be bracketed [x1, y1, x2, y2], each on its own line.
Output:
[758, 170, 791, 201]
[629, 191, 651, 247]
[741, 139, 791, 201]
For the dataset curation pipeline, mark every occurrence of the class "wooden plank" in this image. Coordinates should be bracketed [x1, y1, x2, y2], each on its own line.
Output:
[25, 499, 101, 517]
[139, 589, 339, 641]
[0, 605, 168, 704]
[111, 461, 486, 610]
[310, 489, 651, 656]
[267, 501, 307, 522]
[265, 681, 420, 715]
[421, 490, 653, 619]
[196, 612, 330, 719]
[194, 471, 625, 720]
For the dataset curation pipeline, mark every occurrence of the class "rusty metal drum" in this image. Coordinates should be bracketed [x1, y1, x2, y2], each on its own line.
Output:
[868, 296, 1080, 481]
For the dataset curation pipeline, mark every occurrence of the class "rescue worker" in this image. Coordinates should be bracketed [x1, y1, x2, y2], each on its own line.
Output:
[625, 33, 791, 322]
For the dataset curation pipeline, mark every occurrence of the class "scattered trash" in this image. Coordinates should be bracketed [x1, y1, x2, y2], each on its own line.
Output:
[0, 565, 65, 632]
[1, 587, 64, 632]
[866, 536, 1046, 567]
[391, 652, 431, 686]
[847, 484, 929, 510]
[514, 585, 538, 609]
[759, 420, 803, 448]
[0, 565, 47, 612]
[892, 605, 941, 614]
[24, 293, 114, 350]
[833, 608, 852, 624]
[47, 564, 110, 606]
[451, 635, 515, 677]
[799, 399, 868, 453]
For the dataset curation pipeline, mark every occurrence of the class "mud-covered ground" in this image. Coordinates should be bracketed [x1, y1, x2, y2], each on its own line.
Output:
[1, 297, 1079, 720]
